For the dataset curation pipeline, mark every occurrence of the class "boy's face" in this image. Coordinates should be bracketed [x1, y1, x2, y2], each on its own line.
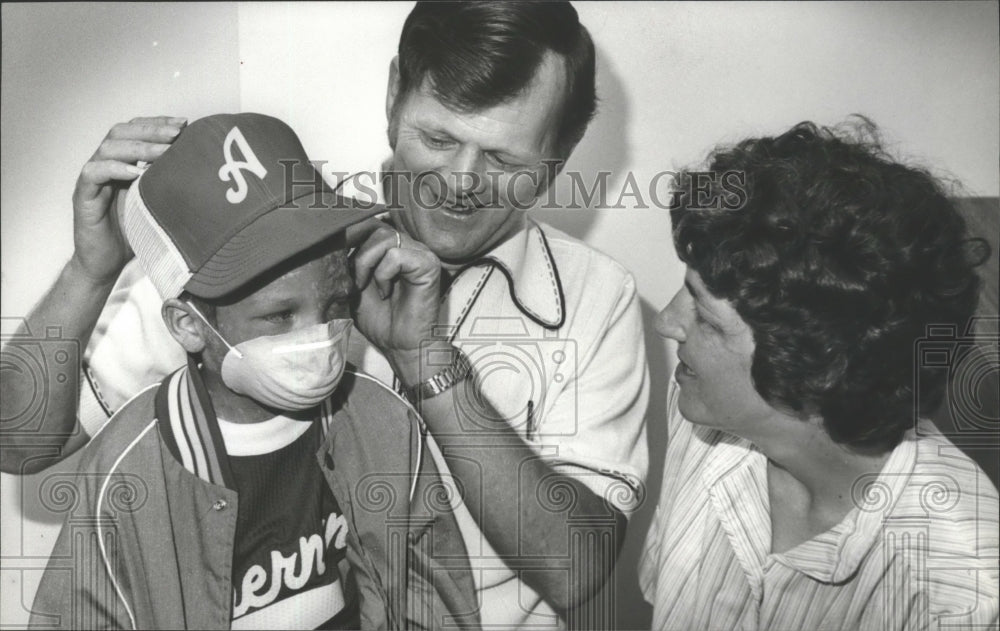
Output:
[200, 249, 353, 370]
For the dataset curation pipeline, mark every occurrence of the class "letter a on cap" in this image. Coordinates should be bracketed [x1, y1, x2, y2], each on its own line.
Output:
[218, 126, 268, 203]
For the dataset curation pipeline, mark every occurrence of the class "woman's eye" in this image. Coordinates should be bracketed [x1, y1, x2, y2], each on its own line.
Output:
[695, 309, 717, 331]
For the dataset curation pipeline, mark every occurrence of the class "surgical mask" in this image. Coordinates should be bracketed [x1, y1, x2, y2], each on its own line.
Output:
[189, 304, 353, 411]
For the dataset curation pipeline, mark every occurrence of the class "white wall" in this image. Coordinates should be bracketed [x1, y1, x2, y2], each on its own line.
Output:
[0, 3, 240, 626]
[2, 2, 997, 628]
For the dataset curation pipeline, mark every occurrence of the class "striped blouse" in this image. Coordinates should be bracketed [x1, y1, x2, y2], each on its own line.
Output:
[639, 379, 999, 630]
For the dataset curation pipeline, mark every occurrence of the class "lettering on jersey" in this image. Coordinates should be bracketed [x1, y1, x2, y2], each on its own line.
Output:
[232, 511, 349, 618]
[218, 126, 268, 204]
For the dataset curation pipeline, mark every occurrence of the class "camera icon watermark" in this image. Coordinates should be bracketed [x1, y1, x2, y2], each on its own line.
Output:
[914, 316, 999, 443]
[420, 316, 577, 437]
[0, 318, 80, 435]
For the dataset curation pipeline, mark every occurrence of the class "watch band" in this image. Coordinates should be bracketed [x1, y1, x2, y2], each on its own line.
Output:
[405, 347, 473, 404]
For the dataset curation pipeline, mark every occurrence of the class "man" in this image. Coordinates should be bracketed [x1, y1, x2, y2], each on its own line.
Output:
[1, 3, 648, 628]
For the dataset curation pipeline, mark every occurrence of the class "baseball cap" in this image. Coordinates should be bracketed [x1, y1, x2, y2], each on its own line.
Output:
[121, 113, 382, 299]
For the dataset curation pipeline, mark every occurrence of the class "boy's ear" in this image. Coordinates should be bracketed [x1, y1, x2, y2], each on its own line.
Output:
[386, 56, 401, 122]
[162, 299, 208, 354]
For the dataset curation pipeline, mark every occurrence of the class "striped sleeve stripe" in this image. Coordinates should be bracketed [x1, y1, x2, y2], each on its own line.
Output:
[176, 372, 209, 481]
[166, 370, 196, 473]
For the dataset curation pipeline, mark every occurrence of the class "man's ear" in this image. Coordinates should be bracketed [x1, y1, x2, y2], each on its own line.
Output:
[386, 56, 401, 122]
[162, 299, 208, 354]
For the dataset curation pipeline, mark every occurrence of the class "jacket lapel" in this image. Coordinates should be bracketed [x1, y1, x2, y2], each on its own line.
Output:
[319, 369, 481, 630]
[154, 362, 240, 628]
[156, 357, 236, 489]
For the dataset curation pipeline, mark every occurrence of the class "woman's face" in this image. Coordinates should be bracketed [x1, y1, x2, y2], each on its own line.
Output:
[656, 268, 780, 437]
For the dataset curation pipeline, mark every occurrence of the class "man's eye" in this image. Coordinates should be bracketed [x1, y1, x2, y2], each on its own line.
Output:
[422, 133, 454, 149]
[487, 152, 524, 171]
[487, 152, 511, 168]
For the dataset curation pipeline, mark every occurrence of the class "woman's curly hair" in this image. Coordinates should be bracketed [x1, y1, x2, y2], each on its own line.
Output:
[672, 118, 989, 451]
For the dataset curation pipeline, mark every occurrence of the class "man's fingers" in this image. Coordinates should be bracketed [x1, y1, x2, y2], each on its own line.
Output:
[93, 138, 173, 163]
[128, 115, 187, 126]
[109, 117, 187, 142]
[74, 160, 144, 202]
[352, 226, 404, 289]
[345, 216, 387, 249]
[371, 248, 410, 299]
[370, 246, 439, 299]
[108, 122, 184, 143]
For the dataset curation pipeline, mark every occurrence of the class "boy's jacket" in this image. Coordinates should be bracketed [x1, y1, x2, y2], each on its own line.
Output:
[30, 361, 481, 630]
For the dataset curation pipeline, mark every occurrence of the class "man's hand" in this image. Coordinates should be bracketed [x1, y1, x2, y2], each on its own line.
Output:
[70, 116, 186, 285]
[351, 224, 443, 384]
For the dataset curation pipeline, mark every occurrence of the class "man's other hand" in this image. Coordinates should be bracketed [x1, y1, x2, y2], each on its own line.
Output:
[70, 116, 186, 285]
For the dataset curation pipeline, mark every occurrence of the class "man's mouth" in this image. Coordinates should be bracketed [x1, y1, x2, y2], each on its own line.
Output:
[443, 200, 479, 214]
[438, 195, 498, 217]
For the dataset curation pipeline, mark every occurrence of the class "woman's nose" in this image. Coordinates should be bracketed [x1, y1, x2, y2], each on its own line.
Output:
[655, 287, 689, 343]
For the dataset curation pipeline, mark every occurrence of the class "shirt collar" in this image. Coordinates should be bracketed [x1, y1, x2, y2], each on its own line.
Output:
[464, 218, 566, 329]
[342, 159, 566, 329]
[782, 427, 918, 582]
[771, 429, 917, 583]
[698, 422, 919, 583]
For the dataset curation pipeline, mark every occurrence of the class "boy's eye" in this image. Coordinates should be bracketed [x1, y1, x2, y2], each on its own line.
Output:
[263, 310, 293, 324]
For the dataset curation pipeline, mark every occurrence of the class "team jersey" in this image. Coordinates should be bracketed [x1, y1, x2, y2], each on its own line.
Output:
[219, 415, 358, 630]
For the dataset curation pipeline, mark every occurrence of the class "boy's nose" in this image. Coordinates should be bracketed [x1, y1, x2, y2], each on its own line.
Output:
[301, 307, 327, 327]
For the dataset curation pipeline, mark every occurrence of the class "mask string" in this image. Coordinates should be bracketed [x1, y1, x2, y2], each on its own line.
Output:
[186, 302, 244, 359]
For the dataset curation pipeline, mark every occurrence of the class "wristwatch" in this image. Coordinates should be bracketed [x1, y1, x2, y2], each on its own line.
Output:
[404, 347, 473, 404]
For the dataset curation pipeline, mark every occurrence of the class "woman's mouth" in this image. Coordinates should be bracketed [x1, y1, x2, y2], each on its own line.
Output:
[676, 358, 697, 380]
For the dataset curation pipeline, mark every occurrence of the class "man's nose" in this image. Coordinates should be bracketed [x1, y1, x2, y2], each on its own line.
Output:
[655, 287, 689, 343]
[446, 146, 487, 198]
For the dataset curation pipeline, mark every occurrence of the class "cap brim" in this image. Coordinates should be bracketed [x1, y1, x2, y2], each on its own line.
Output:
[184, 192, 383, 299]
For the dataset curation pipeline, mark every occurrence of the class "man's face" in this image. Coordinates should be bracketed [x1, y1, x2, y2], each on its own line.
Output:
[200, 249, 353, 370]
[386, 51, 568, 264]
[655, 269, 778, 438]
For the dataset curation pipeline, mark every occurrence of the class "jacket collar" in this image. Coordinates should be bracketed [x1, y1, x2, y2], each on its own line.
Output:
[155, 357, 336, 490]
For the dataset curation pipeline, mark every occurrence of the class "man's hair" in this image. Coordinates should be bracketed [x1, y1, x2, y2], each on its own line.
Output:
[672, 118, 989, 451]
[396, 0, 596, 156]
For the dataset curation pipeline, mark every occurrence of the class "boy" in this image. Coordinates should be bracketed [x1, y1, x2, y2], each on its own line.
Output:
[29, 114, 479, 630]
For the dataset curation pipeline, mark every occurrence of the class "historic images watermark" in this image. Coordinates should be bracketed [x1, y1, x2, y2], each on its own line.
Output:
[277, 160, 750, 212]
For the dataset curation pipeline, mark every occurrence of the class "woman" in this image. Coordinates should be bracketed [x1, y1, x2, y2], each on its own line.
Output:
[640, 120, 998, 630]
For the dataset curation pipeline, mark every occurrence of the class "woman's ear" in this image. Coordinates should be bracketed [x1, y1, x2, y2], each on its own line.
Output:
[386, 55, 401, 123]
[162, 299, 208, 354]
